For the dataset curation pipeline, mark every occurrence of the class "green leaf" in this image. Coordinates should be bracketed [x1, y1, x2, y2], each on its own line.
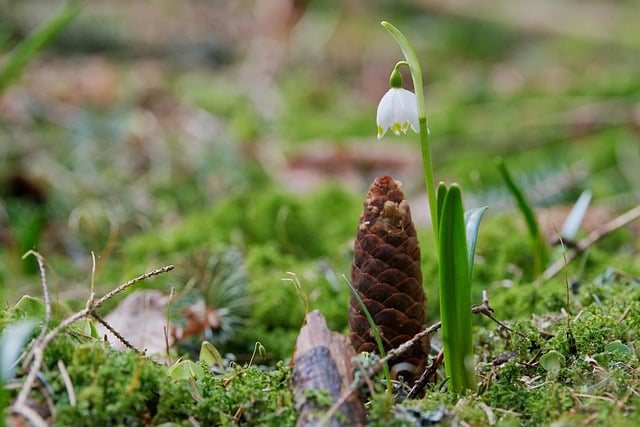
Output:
[496, 159, 539, 240]
[464, 206, 488, 278]
[604, 341, 631, 355]
[70, 318, 99, 339]
[0, 320, 37, 381]
[539, 350, 565, 375]
[343, 275, 392, 394]
[438, 184, 475, 392]
[200, 341, 224, 369]
[436, 181, 448, 232]
[497, 158, 548, 275]
[11, 295, 45, 320]
[169, 360, 205, 381]
[0, 0, 83, 94]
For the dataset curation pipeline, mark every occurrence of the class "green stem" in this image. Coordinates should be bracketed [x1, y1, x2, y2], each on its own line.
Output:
[381, 22, 426, 119]
[419, 116, 438, 240]
[381, 21, 438, 240]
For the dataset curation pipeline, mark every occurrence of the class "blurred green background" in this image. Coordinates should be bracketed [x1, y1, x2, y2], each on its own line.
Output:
[1, 0, 639, 359]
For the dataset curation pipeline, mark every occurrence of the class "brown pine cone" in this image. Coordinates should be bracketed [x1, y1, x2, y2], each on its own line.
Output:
[349, 176, 429, 384]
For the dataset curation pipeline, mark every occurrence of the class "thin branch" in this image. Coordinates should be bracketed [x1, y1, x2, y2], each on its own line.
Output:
[93, 264, 175, 310]
[21, 251, 51, 369]
[378, 321, 441, 368]
[57, 359, 76, 406]
[326, 320, 442, 418]
[472, 290, 528, 339]
[618, 305, 631, 323]
[11, 403, 48, 427]
[165, 287, 176, 365]
[91, 310, 143, 354]
[12, 345, 47, 421]
[543, 204, 640, 280]
[334, 290, 536, 407]
[408, 349, 444, 398]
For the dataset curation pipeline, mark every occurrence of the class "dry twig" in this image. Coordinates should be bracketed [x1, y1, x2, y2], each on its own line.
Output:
[91, 310, 143, 353]
[408, 349, 444, 399]
[543, 204, 640, 280]
[57, 359, 76, 407]
[473, 290, 528, 339]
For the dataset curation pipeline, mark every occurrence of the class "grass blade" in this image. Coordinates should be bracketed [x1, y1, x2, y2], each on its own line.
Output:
[343, 275, 392, 394]
[497, 158, 548, 275]
[0, 1, 83, 94]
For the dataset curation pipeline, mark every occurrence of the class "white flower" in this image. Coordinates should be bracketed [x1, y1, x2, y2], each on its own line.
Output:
[376, 87, 419, 140]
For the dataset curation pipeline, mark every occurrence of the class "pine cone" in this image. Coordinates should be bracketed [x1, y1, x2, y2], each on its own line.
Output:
[349, 176, 429, 383]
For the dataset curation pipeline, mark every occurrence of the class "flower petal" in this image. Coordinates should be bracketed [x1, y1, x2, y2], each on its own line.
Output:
[376, 88, 419, 139]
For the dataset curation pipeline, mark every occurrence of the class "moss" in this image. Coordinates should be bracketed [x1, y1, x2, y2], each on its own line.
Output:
[121, 184, 360, 263]
[51, 345, 194, 426]
[366, 393, 399, 427]
[489, 279, 568, 320]
[194, 361, 295, 426]
[40, 333, 296, 426]
[240, 242, 351, 361]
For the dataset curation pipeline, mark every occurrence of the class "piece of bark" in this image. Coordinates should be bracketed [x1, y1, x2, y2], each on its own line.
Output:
[349, 176, 430, 384]
[292, 310, 365, 427]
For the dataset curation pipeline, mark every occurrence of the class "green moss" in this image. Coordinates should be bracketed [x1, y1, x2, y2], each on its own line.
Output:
[488, 279, 566, 320]
[366, 393, 398, 427]
[238, 247, 350, 361]
[121, 184, 359, 262]
[36, 332, 296, 426]
[51, 345, 193, 426]
[303, 388, 333, 409]
[194, 361, 294, 426]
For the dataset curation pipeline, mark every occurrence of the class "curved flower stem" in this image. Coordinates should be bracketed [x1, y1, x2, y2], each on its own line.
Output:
[382, 21, 438, 241]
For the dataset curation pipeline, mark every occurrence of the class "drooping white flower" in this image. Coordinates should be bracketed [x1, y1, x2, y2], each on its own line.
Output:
[376, 87, 419, 140]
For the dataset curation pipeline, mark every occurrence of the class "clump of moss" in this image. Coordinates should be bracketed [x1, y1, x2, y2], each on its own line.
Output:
[194, 361, 295, 426]
[397, 263, 640, 426]
[50, 344, 193, 426]
[40, 334, 296, 426]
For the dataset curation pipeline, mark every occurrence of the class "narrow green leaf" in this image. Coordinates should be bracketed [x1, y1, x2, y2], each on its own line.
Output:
[0, 320, 37, 381]
[497, 159, 539, 239]
[343, 275, 392, 394]
[464, 206, 488, 278]
[0, 0, 83, 93]
[497, 158, 548, 274]
[436, 181, 448, 232]
[438, 184, 475, 391]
